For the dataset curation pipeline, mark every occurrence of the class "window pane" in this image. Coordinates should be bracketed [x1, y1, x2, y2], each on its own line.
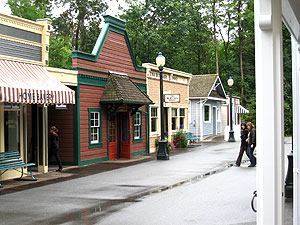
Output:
[4, 111, 20, 152]
[180, 118, 184, 129]
[151, 108, 157, 117]
[172, 108, 177, 117]
[172, 118, 177, 130]
[204, 105, 210, 121]
[151, 118, 157, 132]
[180, 109, 185, 116]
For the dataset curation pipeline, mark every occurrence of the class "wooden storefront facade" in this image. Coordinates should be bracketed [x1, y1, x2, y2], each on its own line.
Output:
[72, 15, 152, 165]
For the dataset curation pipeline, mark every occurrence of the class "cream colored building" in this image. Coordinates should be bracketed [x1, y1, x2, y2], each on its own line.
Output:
[0, 13, 75, 183]
[143, 63, 192, 153]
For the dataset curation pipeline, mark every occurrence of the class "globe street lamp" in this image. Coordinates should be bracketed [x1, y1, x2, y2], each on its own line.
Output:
[227, 76, 235, 142]
[156, 52, 169, 160]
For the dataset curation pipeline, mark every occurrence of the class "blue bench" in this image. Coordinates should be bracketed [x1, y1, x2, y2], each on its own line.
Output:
[0, 151, 36, 188]
[185, 132, 200, 143]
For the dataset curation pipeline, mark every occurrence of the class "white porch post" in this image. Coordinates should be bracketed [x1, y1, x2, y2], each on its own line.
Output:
[292, 36, 300, 225]
[255, 0, 285, 223]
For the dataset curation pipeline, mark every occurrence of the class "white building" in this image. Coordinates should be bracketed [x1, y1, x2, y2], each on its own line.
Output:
[255, 0, 300, 224]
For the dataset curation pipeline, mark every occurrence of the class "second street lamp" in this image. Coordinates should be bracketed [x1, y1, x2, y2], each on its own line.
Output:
[227, 76, 235, 142]
[156, 52, 169, 160]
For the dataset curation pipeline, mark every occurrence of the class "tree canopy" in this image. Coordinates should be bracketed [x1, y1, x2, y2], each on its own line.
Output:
[6, 0, 293, 135]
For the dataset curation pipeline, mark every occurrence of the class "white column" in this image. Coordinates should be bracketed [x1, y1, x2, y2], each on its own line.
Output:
[255, 0, 285, 224]
[199, 102, 203, 141]
[292, 37, 300, 225]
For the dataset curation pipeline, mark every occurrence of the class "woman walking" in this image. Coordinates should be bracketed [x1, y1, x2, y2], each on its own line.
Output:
[235, 122, 249, 166]
[49, 126, 63, 172]
[247, 122, 256, 167]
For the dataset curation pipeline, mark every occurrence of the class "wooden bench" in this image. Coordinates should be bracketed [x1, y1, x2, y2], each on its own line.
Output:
[0, 151, 36, 188]
[185, 132, 200, 143]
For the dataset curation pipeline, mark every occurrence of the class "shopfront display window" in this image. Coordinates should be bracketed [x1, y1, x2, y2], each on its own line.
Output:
[151, 107, 158, 132]
[4, 104, 20, 152]
[172, 108, 177, 130]
[180, 108, 185, 129]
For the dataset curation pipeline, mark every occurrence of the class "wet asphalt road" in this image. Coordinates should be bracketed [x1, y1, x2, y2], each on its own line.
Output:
[0, 139, 292, 225]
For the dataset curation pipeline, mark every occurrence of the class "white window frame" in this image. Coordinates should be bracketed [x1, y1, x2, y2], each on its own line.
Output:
[90, 111, 100, 144]
[179, 108, 185, 130]
[150, 107, 158, 133]
[171, 108, 178, 131]
[204, 104, 211, 123]
[134, 112, 142, 139]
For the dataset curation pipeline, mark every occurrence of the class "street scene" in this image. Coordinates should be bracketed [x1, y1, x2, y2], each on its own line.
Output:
[0, 138, 293, 224]
[0, 0, 300, 224]
[0, 139, 256, 225]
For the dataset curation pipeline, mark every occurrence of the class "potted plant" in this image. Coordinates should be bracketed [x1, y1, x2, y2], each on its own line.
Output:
[173, 130, 188, 148]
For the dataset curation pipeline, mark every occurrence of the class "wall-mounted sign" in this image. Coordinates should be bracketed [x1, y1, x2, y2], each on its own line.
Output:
[164, 94, 180, 103]
[55, 104, 67, 110]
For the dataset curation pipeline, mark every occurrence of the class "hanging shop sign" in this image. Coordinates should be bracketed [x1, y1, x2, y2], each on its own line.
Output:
[55, 104, 67, 110]
[164, 94, 180, 103]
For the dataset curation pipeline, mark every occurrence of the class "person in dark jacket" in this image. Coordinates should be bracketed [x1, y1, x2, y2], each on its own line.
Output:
[235, 122, 250, 166]
[49, 126, 63, 172]
[246, 122, 256, 167]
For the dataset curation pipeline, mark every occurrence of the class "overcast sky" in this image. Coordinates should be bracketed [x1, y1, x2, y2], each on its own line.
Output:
[0, 0, 127, 17]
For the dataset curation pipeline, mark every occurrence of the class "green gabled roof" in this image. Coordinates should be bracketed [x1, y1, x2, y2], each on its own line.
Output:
[190, 74, 218, 97]
[100, 73, 153, 104]
[72, 15, 145, 73]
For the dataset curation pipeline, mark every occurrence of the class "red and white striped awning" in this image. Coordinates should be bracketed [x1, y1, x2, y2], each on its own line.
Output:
[0, 59, 75, 104]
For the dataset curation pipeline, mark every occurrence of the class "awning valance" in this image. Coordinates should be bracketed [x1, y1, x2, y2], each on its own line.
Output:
[236, 105, 249, 114]
[0, 59, 75, 104]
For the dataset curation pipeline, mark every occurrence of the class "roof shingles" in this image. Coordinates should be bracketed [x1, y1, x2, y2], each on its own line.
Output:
[100, 74, 152, 104]
[189, 74, 218, 97]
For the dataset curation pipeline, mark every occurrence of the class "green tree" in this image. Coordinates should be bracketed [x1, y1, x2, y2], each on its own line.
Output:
[7, 0, 52, 20]
[52, 0, 108, 52]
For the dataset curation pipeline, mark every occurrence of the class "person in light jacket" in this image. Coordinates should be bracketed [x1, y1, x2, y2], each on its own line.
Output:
[49, 126, 63, 172]
[247, 122, 256, 167]
[235, 122, 250, 166]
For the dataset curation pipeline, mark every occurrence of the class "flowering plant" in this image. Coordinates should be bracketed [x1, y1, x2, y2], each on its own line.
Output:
[155, 138, 175, 152]
[173, 130, 188, 148]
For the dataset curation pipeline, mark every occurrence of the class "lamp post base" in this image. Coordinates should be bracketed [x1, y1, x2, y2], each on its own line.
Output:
[157, 139, 169, 160]
[285, 152, 293, 198]
[228, 131, 235, 142]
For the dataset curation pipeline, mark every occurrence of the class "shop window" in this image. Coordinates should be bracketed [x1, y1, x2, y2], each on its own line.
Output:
[172, 108, 178, 130]
[133, 112, 142, 142]
[88, 108, 102, 148]
[204, 105, 210, 122]
[180, 108, 185, 129]
[151, 107, 158, 133]
[4, 108, 20, 152]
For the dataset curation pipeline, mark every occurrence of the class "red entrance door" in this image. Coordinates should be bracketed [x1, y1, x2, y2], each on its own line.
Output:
[120, 113, 130, 159]
[109, 115, 117, 160]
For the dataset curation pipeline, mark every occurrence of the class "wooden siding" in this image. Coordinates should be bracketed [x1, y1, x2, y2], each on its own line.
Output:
[79, 84, 107, 161]
[48, 104, 74, 162]
[74, 31, 146, 82]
